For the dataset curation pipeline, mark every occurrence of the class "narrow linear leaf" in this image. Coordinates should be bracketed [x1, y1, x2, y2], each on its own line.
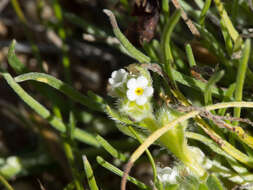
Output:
[0, 70, 100, 147]
[234, 39, 251, 123]
[218, 83, 236, 116]
[220, 19, 233, 55]
[185, 43, 196, 68]
[14, 72, 105, 112]
[7, 40, 69, 116]
[103, 9, 150, 63]
[7, 40, 27, 74]
[214, 0, 239, 43]
[96, 135, 127, 162]
[83, 156, 99, 190]
[106, 105, 148, 141]
[198, 0, 212, 25]
[106, 105, 134, 125]
[143, 42, 159, 62]
[171, 68, 225, 98]
[96, 156, 151, 190]
[162, 0, 169, 13]
[160, 9, 181, 85]
[63, 140, 84, 190]
[206, 174, 226, 190]
[204, 70, 225, 105]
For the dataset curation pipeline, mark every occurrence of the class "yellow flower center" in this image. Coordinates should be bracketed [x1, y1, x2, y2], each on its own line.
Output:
[135, 87, 144, 96]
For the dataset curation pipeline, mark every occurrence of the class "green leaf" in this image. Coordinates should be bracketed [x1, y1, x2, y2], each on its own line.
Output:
[198, 0, 212, 26]
[106, 105, 134, 125]
[206, 174, 226, 190]
[96, 135, 127, 162]
[7, 39, 69, 116]
[103, 9, 150, 63]
[160, 9, 181, 86]
[218, 83, 236, 116]
[198, 183, 209, 190]
[171, 68, 225, 98]
[83, 156, 99, 190]
[164, 184, 179, 190]
[14, 72, 105, 112]
[204, 70, 225, 105]
[7, 40, 27, 74]
[220, 19, 233, 55]
[214, 0, 239, 43]
[234, 39, 251, 124]
[0, 69, 100, 147]
[106, 105, 149, 141]
[96, 156, 151, 190]
[185, 43, 197, 68]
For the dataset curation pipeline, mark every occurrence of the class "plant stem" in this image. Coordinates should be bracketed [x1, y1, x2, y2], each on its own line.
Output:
[233, 39, 251, 124]
[0, 175, 14, 190]
[128, 126, 158, 183]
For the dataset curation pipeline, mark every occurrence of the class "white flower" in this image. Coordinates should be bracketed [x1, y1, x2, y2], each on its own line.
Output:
[126, 76, 153, 105]
[157, 166, 179, 184]
[109, 69, 128, 88]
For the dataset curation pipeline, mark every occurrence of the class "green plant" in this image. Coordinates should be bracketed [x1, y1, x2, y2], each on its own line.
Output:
[1, 1, 253, 190]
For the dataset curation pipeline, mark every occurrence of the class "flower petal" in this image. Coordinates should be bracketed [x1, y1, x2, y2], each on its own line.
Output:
[119, 69, 126, 74]
[122, 72, 128, 81]
[108, 78, 114, 85]
[127, 89, 137, 101]
[127, 78, 137, 89]
[108, 69, 128, 89]
[144, 86, 154, 97]
[136, 96, 147, 105]
[136, 76, 148, 87]
[111, 71, 117, 78]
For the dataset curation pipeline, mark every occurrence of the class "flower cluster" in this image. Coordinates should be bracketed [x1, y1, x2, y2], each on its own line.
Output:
[108, 68, 153, 106]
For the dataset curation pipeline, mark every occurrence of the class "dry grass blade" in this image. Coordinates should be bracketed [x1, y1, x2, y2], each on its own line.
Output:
[171, 0, 200, 37]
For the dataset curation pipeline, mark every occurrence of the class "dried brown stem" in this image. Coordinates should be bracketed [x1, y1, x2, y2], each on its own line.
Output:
[121, 161, 134, 190]
[171, 0, 200, 37]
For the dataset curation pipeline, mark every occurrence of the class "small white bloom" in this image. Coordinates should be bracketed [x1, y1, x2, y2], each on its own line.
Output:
[157, 166, 179, 184]
[108, 69, 128, 88]
[126, 76, 153, 105]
